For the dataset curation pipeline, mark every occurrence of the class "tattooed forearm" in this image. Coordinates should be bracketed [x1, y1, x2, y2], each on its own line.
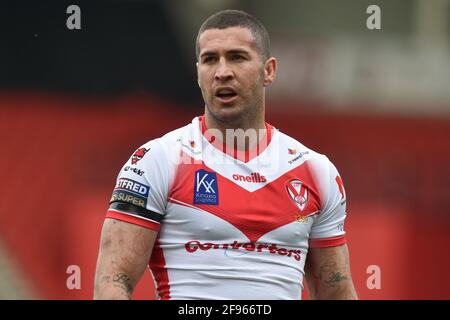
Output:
[325, 271, 348, 284]
[112, 273, 134, 298]
[94, 219, 157, 299]
[305, 245, 358, 299]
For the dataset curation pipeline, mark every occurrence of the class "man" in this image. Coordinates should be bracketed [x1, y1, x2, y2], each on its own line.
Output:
[94, 9, 357, 300]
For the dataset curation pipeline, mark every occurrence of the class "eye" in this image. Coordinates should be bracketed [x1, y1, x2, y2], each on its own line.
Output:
[202, 56, 217, 64]
[231, 54, 245, 61]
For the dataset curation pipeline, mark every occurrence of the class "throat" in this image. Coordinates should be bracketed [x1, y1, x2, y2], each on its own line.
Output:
[202, 115, 267, 152]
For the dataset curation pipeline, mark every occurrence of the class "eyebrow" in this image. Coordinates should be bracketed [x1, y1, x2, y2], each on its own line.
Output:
[200, 49, 250, 58]
[228, 49, 250, 56]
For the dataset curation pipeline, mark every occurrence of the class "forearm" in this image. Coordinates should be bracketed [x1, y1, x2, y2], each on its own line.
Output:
[308, 274, 357, 300]
[305, 244, 358, 300]
[94, 270, 134, 300]
[93, 219, 156, 300]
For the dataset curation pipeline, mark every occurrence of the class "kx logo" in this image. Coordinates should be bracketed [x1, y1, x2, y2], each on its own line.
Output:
[197, 172, 216, 193]
[194, 169, 219, 205]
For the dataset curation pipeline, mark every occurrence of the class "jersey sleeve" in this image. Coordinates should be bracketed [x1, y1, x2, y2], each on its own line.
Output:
[309, 156, 347, 248]
[106, 140, 170, 232]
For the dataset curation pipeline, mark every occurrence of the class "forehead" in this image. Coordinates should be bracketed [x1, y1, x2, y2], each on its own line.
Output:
[198, 27, 257, 54]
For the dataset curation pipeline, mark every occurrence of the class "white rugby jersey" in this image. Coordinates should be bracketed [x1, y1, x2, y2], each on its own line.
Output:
[106, 116, 348, 300]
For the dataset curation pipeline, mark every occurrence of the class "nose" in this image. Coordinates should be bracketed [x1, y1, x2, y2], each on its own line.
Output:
[214, 58, 233, 81]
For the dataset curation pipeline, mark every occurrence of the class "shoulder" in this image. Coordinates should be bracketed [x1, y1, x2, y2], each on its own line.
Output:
[275, 128, 333, 170]
[125, 117, 198, 166]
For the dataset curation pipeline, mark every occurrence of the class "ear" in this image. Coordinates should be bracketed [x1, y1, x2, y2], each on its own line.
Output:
[263, 57, 277, 87]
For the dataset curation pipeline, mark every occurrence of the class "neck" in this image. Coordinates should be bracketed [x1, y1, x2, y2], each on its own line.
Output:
[203, 107, 267, 152]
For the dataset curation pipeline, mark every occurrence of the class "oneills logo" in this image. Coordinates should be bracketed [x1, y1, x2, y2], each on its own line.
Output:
[232, 173, 267, 183]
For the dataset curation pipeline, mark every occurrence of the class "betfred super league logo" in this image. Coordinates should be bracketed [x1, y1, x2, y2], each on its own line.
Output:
[131, 147, 149, 165]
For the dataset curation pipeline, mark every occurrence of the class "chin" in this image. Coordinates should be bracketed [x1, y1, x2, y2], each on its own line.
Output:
[213, 105, 244, 122]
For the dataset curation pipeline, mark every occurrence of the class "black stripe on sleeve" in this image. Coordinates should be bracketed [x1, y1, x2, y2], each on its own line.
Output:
[109, 201, 163, 223]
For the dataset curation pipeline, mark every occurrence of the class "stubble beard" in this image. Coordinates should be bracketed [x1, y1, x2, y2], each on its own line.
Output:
[203, 71, 265, 131]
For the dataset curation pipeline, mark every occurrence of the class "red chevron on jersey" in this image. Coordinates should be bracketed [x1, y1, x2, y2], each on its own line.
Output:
[168, 151, 320, 243]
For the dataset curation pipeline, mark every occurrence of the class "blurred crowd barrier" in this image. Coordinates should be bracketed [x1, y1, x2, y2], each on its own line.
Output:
[0, 92, 449, 299]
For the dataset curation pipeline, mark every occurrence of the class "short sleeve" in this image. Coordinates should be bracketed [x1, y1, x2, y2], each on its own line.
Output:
[106, 140, 169, 232]
[309, 157, 347, 248]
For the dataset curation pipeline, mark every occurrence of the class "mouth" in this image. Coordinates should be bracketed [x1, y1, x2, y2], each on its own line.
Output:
[215, 87, 238, 104]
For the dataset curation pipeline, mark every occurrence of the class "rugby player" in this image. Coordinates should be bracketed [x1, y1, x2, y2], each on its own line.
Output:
[94, 9, 357, 300]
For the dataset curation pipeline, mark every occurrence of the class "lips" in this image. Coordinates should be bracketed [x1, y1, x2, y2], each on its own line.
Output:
[215, 87, 238, 104]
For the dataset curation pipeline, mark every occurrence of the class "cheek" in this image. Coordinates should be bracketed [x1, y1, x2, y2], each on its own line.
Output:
[197, 74, 207, 91]
[198, 71, 212, 89]
[246, 64, 264, 81]
[197, 77, 213, 99]
[245, 68, 264, 90]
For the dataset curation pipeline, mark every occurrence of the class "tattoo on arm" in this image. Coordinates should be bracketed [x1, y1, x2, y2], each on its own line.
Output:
[325, 271, 348, 284]
[112, 273, 134, 298]
[306, 245, 357, 299]
[318, 262, 349, 287]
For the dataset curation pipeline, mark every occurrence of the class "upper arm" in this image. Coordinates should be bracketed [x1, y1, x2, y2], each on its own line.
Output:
[304, 244, 357, 300]
[98, 218, 158, 279]
[94, 218, 158, 298]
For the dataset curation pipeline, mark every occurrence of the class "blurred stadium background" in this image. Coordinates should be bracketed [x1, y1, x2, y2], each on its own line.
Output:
[1, 0, 449, 299]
